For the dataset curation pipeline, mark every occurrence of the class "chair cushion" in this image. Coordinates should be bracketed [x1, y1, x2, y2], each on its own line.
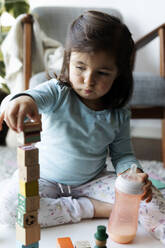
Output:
[130, 72, 165, 107]
[29, 72, 47, 89]
[32, 6, 123, 45]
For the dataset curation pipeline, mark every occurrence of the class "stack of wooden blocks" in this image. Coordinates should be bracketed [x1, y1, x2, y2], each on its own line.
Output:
[16, 120, 42, 248]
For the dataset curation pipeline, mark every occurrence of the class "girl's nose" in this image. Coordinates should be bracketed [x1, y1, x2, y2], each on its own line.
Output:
[84, 72, 95, 87]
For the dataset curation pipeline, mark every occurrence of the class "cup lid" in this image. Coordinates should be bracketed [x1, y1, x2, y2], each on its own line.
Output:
[115, 164, 144, 195]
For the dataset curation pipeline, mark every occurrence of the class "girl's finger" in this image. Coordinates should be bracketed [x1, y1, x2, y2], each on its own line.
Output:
[146, 194, 152, 203]
[27, 111, 40, 123]
[141, 188, 152, 201]
[143, 180, 152, 191]
[17, 109, 27, 132]
[31, 106, 40, 122]
[0, 111, 5, 130]
[4, 115, 18, 132]
[141, 173, 148, 182]
[8, 110, 19, 131]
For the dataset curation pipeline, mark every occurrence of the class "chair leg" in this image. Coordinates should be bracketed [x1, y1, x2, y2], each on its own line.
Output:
[162, 119, 165, 168]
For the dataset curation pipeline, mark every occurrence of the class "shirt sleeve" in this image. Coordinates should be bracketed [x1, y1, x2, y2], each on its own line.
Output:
[109, 108, 143, 174]
[24, 79, 64, 113]
[0, 93, 16, 114]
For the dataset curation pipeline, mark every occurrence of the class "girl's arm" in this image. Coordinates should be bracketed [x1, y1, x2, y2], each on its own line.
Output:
[109, 109, 152, 202]
[0, 79, 60, 132]
[109, 109, 142, 175]
[24, 79, 61, 113]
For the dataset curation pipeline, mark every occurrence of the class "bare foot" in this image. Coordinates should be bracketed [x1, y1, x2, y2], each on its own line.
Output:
[88, 198, 113, 218]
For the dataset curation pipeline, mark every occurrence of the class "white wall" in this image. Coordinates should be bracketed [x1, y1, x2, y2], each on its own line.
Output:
[29, 0, 165, 139]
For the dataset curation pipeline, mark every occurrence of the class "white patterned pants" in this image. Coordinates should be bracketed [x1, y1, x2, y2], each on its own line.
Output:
[0, 169, 165, 244]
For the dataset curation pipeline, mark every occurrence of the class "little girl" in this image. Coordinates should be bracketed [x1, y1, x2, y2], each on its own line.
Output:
[0, 10, 164, 244]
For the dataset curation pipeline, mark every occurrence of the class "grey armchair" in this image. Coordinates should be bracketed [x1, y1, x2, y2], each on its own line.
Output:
[21, 6, 165, 167]
[130, 24, 165, 167]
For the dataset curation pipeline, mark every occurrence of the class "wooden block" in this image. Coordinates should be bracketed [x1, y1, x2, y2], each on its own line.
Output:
[56, 237, 74, 248]
[25, 132, 41, 144]
[19, 165, 40, 182]
[17, 145, 39, 167]
[16, 223, 40, 246]
[18, 194, 40, 213]
[16, 241, 39, 247]
[75, 241, 91, 248]
[23, 121, 42, 133]
[17, 208, 38, 228]
[17, 132, 41, 145]
[19, 180, 39, 197]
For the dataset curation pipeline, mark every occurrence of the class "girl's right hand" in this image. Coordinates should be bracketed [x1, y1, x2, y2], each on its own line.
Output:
[0, 95, 40, 133]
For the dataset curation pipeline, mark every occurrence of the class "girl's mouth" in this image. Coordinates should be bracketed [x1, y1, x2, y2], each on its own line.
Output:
[84, 89, 93, 94]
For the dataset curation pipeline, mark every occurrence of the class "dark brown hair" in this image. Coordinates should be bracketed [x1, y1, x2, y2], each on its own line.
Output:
[59, 10, 135, 109]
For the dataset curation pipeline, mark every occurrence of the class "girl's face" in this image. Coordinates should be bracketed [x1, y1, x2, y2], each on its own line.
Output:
[69, 50, 118, 110]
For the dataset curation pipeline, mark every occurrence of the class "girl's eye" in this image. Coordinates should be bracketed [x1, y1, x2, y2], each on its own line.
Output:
[98, 71, 110, 76]
[76, 66, 85, 71]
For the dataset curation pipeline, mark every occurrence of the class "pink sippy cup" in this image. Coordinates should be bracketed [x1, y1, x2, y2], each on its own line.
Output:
[108, 164, 144, 244]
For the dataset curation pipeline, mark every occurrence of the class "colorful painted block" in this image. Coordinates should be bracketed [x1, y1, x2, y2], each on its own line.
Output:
[23, 121, 42, 133]
[17, 145, 39, 167]
[19, 180, 39, 197]
[75, 241, 91, 248]
[16, 223, 40, 245]
[17, 208, 38, 228]
[24, 132, 41, 144]
[19, 165, 40, 182]
[17, 132, 41, 145]
[16, 241, 39, 247]
[56, 237, 74, 248]
[18, 194, 40, 213]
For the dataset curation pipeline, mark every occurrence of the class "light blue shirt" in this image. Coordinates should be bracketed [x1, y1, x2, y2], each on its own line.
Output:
[24, 79, 142, 185]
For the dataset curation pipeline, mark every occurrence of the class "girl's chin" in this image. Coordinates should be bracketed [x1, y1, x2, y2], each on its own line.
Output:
[80, 92, 96, 99]
[76, 91, 99, 100]
[81, 95, 97, 100]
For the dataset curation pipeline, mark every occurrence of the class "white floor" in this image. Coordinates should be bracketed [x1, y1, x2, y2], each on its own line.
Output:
[0, 219, 164, 248]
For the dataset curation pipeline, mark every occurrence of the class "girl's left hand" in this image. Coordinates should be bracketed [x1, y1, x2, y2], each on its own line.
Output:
[119, 168, 152, 203]
[136, 170, 152, 203]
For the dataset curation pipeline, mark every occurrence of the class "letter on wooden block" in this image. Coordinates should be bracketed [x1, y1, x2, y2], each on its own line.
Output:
[19, 180, 39, 197]
[56, 237, 74, 248]
[17, 208, 38, 228]
[16, 223, 40, 245]
[16, 241, 39, 247]
[18, 194, 40, 213]
[19, 165, 40, 182]
[17, 145, 39, 167]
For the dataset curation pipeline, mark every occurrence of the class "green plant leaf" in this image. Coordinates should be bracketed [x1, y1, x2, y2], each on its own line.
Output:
[4, 0, 30, 18]
[0, 60, 6, 78]
[1, 82, 10, 94]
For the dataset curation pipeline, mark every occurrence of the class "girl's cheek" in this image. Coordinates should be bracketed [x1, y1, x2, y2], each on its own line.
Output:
[100, 83, 113, 92]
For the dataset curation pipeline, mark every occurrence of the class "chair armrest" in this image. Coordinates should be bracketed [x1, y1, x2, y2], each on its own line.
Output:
[135, 23, 165, 50]
[135, 23, 165, 77]
[21, 14, 33, 90]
